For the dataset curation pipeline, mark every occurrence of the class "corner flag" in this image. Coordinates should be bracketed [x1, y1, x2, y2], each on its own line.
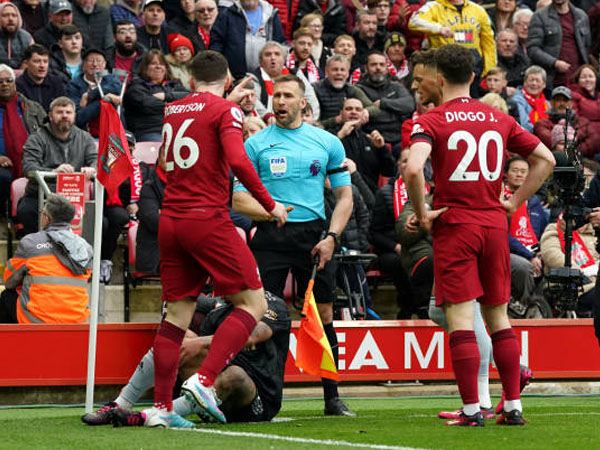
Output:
[97, 100, 135, 196]
[295, 273, 340, 381]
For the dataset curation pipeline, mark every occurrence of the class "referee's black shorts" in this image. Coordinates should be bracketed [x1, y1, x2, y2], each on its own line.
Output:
[250, 220, 337, 304]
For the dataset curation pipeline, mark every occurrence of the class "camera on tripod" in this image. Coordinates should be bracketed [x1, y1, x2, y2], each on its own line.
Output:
[545, 109, 596, 317]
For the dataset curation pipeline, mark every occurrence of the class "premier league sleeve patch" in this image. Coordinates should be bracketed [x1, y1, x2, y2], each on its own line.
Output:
[269, 157, 287, 177]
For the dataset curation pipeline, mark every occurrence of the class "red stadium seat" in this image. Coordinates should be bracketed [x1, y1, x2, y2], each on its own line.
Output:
[378, 175, 390, 188]
[133, 141, 161, 166]
[7, 178, 28, 258]
[9, 177, 27, 218]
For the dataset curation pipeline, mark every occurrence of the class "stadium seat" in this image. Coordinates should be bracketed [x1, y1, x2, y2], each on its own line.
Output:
[133, 141, 161, 166]
[236, 226, 247, 242]
[7, 178, 28, 258]
[378, 175, 390, 188]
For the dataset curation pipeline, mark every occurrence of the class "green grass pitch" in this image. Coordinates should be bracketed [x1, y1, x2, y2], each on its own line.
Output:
[1, 396, 598, 450]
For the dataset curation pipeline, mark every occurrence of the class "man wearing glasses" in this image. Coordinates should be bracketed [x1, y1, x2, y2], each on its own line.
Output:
[107, 19, 146, 78]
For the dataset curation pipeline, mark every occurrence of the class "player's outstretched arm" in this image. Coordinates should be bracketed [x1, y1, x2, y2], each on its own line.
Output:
[232, 191, 293, 223]
[502, 143, 555, 216]
[232, 191, 273, 221]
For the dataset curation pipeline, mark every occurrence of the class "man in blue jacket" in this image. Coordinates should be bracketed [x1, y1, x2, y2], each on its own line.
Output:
[67, 48, 122, 138]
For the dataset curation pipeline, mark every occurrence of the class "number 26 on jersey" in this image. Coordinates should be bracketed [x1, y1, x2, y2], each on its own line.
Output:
[162, 119, 200, 171]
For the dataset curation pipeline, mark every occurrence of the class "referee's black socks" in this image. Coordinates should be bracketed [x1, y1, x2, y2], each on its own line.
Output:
[322, 322, 339, 400]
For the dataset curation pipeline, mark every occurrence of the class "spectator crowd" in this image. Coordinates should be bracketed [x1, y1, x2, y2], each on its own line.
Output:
[1, 0, 600, 323]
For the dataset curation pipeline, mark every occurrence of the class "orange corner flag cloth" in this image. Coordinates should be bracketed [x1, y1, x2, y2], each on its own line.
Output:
[295, 278, 340, 380]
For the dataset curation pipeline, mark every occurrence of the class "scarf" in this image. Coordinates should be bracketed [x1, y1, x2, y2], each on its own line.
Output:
[197, 25, 210, 48]
[504, 185, 538, 248]
[0, 95, 28, 178]
[386, 54, 409, 81]
[393, 176, 430, 220]
[260, 67, 289, 97]
[286, 52, 320, 83]
[350, 57, 407, 85]
[557, 221, 595, 269]
[522, 88, 548, 125]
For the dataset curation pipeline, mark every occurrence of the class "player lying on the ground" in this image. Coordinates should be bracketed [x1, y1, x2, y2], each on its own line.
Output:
[82, 292, 290, 426]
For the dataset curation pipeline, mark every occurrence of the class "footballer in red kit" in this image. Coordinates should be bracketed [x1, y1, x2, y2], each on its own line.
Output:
[411, 97, 540, 306]
[146, 51, 288, 429]
[405, 45, 555, 427]
[160, 91, 274, 300]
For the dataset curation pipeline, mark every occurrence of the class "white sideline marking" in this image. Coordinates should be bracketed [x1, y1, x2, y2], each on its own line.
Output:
[271, 415, 377, 422]
[173, 428, 433, 450]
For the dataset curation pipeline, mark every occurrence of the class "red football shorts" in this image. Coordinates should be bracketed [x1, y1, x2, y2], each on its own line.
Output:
[159, 212, 262, 301]
[432, 223, 510, 307]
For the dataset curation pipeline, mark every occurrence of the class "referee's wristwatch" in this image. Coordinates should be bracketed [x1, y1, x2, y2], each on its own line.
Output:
[325, 231, 340, 244]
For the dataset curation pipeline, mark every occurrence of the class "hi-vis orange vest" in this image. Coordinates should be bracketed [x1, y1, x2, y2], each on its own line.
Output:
[4, 226, 92, 324]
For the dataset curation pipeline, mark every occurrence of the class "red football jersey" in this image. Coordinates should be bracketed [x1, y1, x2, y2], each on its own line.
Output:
[161, 92, 274, 218]
[410, 97, 540, 228]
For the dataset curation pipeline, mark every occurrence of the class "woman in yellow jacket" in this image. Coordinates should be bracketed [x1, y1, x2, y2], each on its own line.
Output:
[408, 0, 497, 78]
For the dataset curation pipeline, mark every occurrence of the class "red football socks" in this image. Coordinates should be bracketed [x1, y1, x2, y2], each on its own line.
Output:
[492, 327, 521, 401]
[153, 320, 186, 411]
[198, 307, 256, 384]
[449, 330, 480, 406]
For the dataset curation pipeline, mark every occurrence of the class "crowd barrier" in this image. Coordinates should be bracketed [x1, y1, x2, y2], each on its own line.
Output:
[1, 319, 599, 387]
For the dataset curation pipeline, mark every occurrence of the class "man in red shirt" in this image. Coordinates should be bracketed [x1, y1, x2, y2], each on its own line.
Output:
[107, 20, 145, 81]
[405, 44, 554, 426]
[146, 50, 288, 428]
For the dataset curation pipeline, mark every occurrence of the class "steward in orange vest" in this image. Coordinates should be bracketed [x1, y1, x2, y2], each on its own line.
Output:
[0, 194, 93, 323]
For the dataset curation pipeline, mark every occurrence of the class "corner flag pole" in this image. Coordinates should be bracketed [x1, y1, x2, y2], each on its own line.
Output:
[85, 178, 104, 413]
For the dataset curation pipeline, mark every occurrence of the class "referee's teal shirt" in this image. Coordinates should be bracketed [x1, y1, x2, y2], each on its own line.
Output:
[233, 123, 351, 222]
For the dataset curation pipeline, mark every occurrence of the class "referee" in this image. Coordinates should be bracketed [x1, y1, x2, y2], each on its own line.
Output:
[232, 74, 355, 416]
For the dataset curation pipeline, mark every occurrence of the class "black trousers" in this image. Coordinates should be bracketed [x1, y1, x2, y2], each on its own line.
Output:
[0, 289, 18, 323]
[16, 195, 38, 235]
[102, 206, 129, 260]
[251, 220, 336, 304]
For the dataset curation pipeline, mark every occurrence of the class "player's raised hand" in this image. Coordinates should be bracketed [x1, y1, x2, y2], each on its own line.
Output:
[227, 76, 255, 104]
[269, 202, 290, 227]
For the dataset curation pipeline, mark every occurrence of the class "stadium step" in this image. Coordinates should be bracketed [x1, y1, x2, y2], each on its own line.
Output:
[0, 234, 402, 321]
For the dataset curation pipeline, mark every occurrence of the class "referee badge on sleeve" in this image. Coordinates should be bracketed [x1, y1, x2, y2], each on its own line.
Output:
[269, 157, 287, 178]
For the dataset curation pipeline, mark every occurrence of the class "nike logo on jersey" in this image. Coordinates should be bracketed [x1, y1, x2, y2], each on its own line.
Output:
[269, 143, 283, 148]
